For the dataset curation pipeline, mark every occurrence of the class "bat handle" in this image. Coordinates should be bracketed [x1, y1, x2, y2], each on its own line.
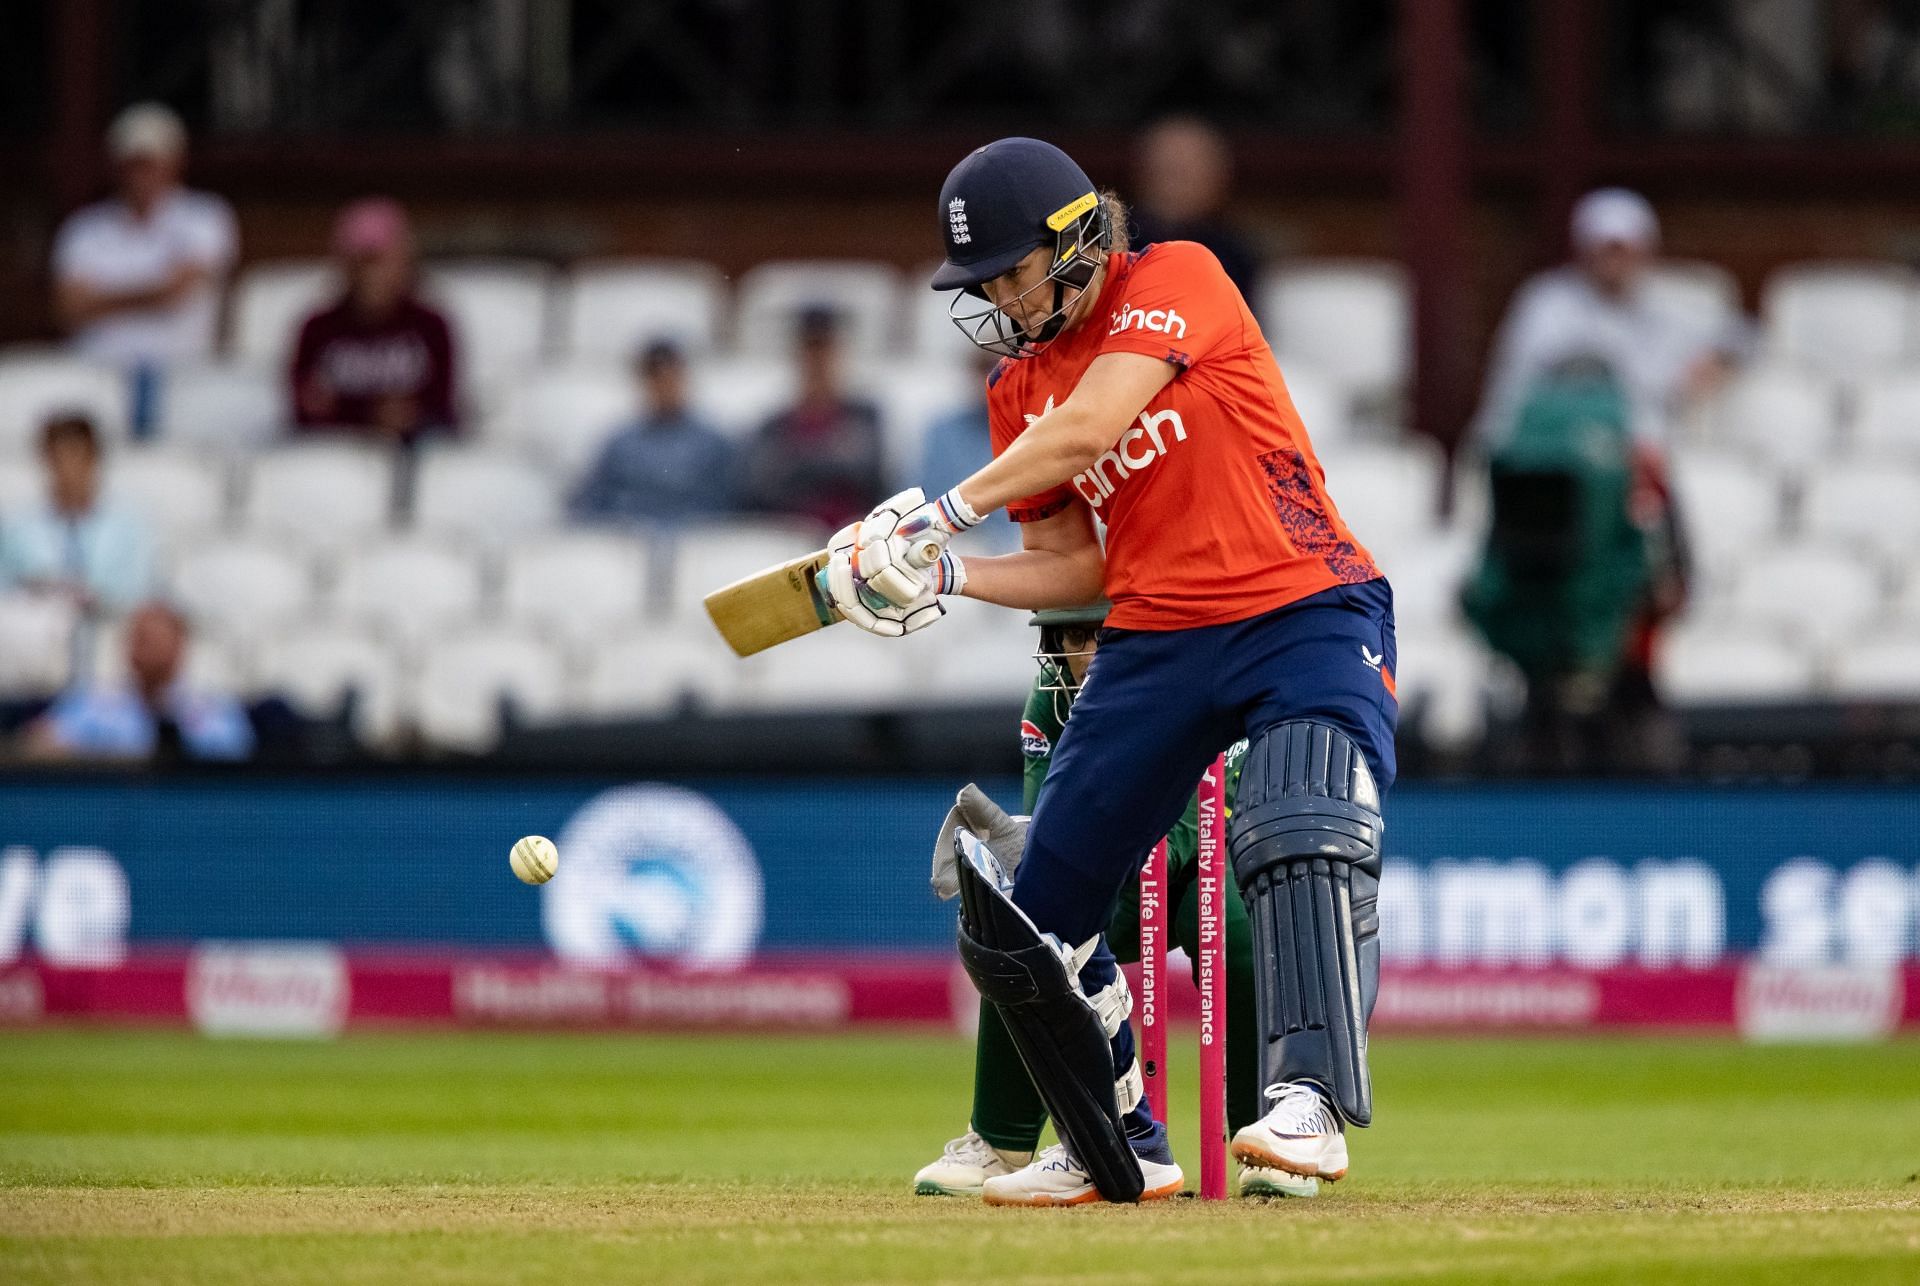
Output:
[908, 538, 944, 569]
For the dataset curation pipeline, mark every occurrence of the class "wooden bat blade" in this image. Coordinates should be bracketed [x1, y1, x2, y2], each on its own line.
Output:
[703, 549, 841, 657]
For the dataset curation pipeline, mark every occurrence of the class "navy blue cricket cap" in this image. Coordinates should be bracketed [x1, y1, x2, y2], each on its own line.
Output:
[931, 138, 1100, 293]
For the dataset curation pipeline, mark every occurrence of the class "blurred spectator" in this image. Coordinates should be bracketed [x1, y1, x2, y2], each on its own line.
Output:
[0, 414, 154, 617]
[1472, 188, 1745, 455]
[51, 103, 238, 432]
[1128, 116, 1261, 300]
[919, 354, 1019, 553]
[738, 307, 884, 527]
[18, 601, 254, 765]
[569, 340, 736, 526]
[290, 198, 459, 442]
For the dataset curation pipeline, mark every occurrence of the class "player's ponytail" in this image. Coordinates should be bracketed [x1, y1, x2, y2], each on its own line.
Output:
[1100, 190, 1132, 256]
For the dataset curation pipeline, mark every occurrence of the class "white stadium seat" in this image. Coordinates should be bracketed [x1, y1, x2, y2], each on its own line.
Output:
[1828, 632, 1920, 701]
[413, 627, 570, 752]
[920, 610, 1038, 706]
[0, 454, 38, 516]
[421, 259, 554, 411]
[500, 531, 650, 646]
[484, 361, 633, 472]
[1657, 623, 1817, 703]
[733, 624, 918, 713]
[238, 441, 395, 551]
[1644, 260, 1742, 341]
[107, 449, 231, 544]
[1707, 365, 1837, 469]
[331, 538, 487, 643]
[557, 259, 727, 359]
[1278, 360, 1352, 450]
[155, 361, 285, 449]
[734, 260, 906, 358]
[253, 625, 406, 746]
[227, 259, 337, 368]
[584, 628, 739, 716]
[1369, 527, 1476, 632]
[1317, 438, 1446, 553]
[0, 351, 130, 450]
[1391, 617, 1497, 750]
[663, 520, 830, 620]
[1667, 449, 1785, 589]
[688, 356, 798, 439]
[1800, 461, 1920, 558]
[857, 358, 978, 487]
[1726, 544, 1883, 645]
[1762, 262, 1917, 378]
[1258, 260, 1410, 399]
[411, 446, 561, 544]
[169, 538, 315, 642]
[1850, 370, 1920, 463]
[0, 592, 80, 695]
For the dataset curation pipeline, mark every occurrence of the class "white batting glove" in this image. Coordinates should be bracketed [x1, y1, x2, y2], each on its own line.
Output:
[819, 522, 946, 638]
[853, 487, 982, 607]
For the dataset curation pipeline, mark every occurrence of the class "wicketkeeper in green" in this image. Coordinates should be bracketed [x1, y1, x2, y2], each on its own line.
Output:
[915, 603, 1316, 1199]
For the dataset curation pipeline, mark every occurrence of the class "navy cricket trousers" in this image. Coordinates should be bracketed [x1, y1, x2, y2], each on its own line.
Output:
[1013, 578, 1399, 945]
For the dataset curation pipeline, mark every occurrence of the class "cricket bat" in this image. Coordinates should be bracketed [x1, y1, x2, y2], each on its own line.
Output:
[703, 538, 943, 657]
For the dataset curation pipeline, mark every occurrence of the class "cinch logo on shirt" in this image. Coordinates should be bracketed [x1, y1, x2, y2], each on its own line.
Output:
[1108, 303, 1187, 340]
[1070, 408, 1188, 509]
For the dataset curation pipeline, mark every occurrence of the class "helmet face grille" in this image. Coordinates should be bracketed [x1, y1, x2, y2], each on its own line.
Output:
[945, 205, 1112, 360]
[1033, 622, 1099, 722]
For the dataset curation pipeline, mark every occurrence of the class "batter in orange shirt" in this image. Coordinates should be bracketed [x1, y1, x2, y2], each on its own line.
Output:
[988, 239, 1379, 630]
[813, 137, 1397, 1209]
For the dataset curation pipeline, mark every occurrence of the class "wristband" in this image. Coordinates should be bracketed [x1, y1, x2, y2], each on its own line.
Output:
[934, 487, 984, 532]
[933, 552, 968, 597]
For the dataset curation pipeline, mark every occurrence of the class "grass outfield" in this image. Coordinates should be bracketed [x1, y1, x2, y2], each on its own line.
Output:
[1, 1030, 1917, 1284]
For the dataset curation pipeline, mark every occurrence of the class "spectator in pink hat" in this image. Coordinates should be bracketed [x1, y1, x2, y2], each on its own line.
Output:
[289, 198, 460, 441]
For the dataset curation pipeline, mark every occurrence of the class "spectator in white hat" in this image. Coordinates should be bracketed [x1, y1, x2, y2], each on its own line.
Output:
[51, 102, 239, 431]
[1471, 187, 1745, 453]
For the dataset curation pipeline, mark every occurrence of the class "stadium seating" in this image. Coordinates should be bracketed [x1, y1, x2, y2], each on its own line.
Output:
[410, 445, 562, 545]
[733, 624, 919, 712]
[0, 351, 130, 450]
[252, 624, 407, 747]
[499, 531, 651, 646]
[558, 259, 728, 359]
[1667, 448, 1786, 589]
[1258, 260, 1410, 403]
[1389, 617, 1499, 750]
[92, 616, 248, 694]
[686, 355, 797, 440]
[155, 361, 285, 449]
[1706, 364, 1838, 470]
[585, 628, 742, 716]
[108, 448, 231, 545]
[733, 260, 906, 358]
[483, 361, 633, 472]
[413, 627, 570, 752]
[169, 538, 316, 644]
[330, 538, 487, 644]
[0, 592, 79, 695]
[1827, 631, 1920, 701]
[662, 520, 830, 621]
[1850, 370, 1920, 462]
[421, 260, 554, 412]
[1657, 624, 1819, 703]
[909, 264, 988, 361]
[1762, 262, 1917, 379]
[1645, 260, 1742, 340]
[226, 259, 337, 368]
[1725, 543, 1884, 645]
[0, 454, 39, 515]
[238, 440, 395, 552]
[1317, 437, 1447, 553]
[1799, 461, 1920, 559]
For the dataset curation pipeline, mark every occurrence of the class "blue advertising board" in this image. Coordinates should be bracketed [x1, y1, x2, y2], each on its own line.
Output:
[3, 777, 1918, 969]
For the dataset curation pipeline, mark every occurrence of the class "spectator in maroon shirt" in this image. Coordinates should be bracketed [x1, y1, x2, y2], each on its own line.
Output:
[289, 198, 459, 442]
[737, 306, 884, 528]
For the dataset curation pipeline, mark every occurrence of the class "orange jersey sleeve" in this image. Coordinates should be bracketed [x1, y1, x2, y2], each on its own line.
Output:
[1093, 240, 1243, 371]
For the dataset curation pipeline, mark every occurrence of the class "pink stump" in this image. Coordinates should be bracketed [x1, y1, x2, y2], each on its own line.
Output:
[1137, 837, 1168, 1124]
[1196, 753, 1229, 1200]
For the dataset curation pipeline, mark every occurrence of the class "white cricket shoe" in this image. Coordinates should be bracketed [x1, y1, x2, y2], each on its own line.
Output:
[1239, 1165, 1320, 1198]
[980, 1142, 1184, 1207]
[913, 1130, 1033, 1197]
[1230, 1081, 1349, 1181]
